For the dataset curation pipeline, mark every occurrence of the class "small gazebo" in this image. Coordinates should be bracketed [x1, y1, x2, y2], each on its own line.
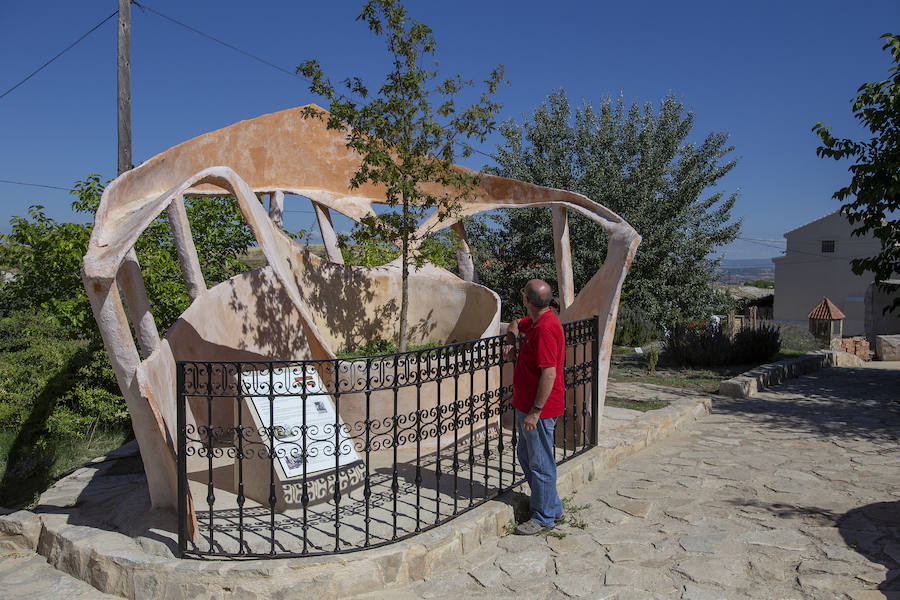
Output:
[808, 297, 845, 351]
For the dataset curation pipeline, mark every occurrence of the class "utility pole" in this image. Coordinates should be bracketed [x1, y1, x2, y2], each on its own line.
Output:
[115, 0, 160, 359]
[117, 0, 131, 175]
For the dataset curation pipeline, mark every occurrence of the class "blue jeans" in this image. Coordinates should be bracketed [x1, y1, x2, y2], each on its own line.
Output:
[516, 410, 563, 526]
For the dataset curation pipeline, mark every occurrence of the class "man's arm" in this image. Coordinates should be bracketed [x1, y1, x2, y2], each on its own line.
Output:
[522, 365, 556, 431]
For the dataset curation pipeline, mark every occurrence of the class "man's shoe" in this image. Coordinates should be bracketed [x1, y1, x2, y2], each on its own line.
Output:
[514, 520, 545, 536]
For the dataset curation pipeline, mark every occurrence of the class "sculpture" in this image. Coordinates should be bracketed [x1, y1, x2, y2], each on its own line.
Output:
[81, 105, 640, 521]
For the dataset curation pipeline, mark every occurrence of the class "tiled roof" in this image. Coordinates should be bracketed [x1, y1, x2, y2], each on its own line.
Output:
[807, 297, 846, 320]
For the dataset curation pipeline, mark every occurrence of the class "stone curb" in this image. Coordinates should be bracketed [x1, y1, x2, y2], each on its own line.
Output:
[718, 350, 866, 398]
[0, 395, 710, 599]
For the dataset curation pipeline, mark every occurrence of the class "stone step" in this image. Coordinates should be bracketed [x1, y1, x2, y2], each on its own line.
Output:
[0, 535, 121, 599]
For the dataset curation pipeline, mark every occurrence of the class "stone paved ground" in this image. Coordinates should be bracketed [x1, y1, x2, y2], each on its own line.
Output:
[363, 364, 900, 600]
[0, 534, 120, 599]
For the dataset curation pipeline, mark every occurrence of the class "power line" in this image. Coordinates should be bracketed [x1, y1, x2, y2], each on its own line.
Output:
[0, 10, 119, 101]
[0, 179, 70, 191]
[131, 2, 497, 162]
[131, 1, 301, 81]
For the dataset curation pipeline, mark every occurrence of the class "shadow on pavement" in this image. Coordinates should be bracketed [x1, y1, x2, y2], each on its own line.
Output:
[838, 501, 900, 594]
[712, 365, 900, 442]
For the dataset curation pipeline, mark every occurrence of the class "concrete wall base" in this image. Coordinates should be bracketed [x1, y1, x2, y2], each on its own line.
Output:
[718, 350, 866, 399]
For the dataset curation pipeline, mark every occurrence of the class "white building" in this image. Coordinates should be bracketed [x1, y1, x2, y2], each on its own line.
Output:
[772, 211, 899, 338]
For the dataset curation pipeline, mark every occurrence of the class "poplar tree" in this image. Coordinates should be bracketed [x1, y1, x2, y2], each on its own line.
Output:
[473, 89, 740, 326]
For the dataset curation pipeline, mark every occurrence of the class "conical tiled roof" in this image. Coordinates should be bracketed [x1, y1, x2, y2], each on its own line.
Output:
[807, 297, 846, 320]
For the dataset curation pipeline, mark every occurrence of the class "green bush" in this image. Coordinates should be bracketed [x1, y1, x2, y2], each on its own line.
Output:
[731, 324, 781, 364]
[664, 321, 782, 367]
[337, 338, 439, 358]
[614, 307, 659, 347]
[646, 346, 659, 373]
[664, 322, 732, 367]
[0, 308, 127, 507]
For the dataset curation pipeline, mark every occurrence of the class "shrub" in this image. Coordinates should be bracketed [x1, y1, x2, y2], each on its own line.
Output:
[646, 346, 659, 373]
[778, 323, 818, 352]
[664, 322, 732, 367]
[614, 306, 659, 347]
[664, 321, 782, 366]
[731, 324, 781, 364]
[0, 308, 128, 507]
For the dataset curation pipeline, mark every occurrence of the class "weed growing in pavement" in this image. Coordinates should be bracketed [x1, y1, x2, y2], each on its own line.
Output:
[561, 495, 591, 529]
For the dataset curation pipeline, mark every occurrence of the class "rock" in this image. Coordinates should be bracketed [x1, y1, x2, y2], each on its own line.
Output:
[603, 497, 652, 518]
[674, 558, 746, 587]
[772, 468, 820, 482]
[847, 591, 900, 600]
[798, 572, 857, 592]
[798, 559, 856, 576]
[468, 564, 505, 588]
[678, 534, 727, 553]
[681, 583, 729, 600]
[749, 556, 786, 582]
[763, 478, 808, 494]
[606, 543, 645, 563]
[498, 534, 544, 552]
[604, 564, 640, 586]
[547, 532, 598, 555]
[554, 575, 598, 598]
[875, 335, 900, 361]
[738, 529, 810, 551]
[0, 510, 41, 550]
[496, 550, 551, 578]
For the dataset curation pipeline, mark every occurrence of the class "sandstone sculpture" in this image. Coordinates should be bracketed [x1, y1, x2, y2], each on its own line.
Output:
[81, 105, 640, 523]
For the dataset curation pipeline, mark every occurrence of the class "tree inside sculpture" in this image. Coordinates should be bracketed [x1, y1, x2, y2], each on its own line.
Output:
[297, 0, 506, 351]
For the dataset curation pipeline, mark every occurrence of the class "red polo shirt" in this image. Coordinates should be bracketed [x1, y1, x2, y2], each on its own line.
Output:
[512, 309, 565, 418]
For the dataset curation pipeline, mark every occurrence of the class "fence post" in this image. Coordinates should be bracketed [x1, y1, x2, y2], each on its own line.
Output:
[176, 362, 186, 557]
[590, 314, 600, 446]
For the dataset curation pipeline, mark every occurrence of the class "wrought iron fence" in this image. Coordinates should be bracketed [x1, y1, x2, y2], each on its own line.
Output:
[177, 316, 599, 558]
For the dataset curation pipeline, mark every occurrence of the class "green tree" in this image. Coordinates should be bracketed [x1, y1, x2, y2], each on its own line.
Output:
[814, 33, 900, 314]
[297, 0, 506, 351]
[0, 206, 93, 333]
[473, 89, 740, 326]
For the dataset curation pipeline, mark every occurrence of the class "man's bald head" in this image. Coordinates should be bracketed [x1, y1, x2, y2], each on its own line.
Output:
[523, 279, 553, 309]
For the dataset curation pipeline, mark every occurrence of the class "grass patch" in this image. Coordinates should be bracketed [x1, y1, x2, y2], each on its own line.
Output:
[0, 427, 131, 509]
[605, 397, 669, 412]
[608, 346, 810, 394]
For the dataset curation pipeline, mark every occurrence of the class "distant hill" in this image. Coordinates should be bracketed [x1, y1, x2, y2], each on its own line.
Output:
[718, 258, 777, 269]
[714, 257, 775, 286]
[241, 244, 326, 268]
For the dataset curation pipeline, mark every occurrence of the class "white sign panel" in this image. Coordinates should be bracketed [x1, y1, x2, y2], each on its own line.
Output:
[241, 367, 361, 478]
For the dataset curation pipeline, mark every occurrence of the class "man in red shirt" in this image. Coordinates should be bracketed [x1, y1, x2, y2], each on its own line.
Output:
[506, 279, 565, 535]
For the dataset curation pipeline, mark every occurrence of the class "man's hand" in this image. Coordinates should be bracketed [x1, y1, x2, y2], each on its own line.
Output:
[503, 320, 520, 361]
[523, 411, 540, 431]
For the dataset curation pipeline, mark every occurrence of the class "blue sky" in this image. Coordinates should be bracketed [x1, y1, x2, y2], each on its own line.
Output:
[1, 0, 897, 260]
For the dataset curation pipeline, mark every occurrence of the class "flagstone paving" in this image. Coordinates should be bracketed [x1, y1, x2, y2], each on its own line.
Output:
[361, 363, 900, 600]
